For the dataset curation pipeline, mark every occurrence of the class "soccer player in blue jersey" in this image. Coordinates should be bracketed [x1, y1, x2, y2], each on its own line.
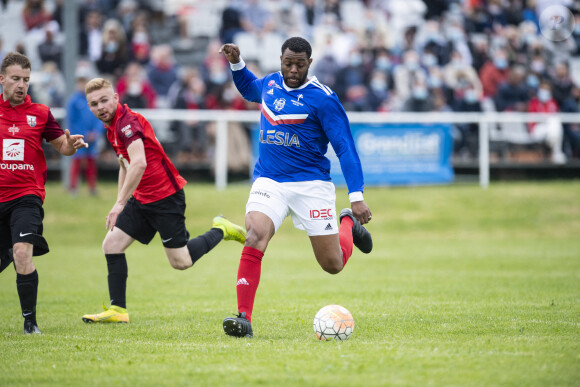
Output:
[219, 37, 373, 338]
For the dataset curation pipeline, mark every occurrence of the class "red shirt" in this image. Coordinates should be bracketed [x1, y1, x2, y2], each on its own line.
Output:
[0, 95, 64, 202]
[106, 104, 186, 204]
[527, 97, 559, 132]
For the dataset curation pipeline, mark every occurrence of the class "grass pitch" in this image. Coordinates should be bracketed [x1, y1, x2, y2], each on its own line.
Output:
[1, 180, 579, 386]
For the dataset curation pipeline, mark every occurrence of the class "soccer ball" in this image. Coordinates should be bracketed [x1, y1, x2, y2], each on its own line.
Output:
[313, 305, 354, 341]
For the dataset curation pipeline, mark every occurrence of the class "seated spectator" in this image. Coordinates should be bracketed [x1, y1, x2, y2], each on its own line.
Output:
[79, 9, 103, 62]
[334, 48, 369, 102]
[452, 84, 482, 157]
[367, 69, 390, 111]
[443, 50, 482, 98]
[22, 0, 52, 32]
[403, 76, 433, 112]
[550, 61, 574, 107]
[38, 20, 62, 68]
[169, 67, 209, 163]
[219, 4, 244, 43]
[127, 12, 151, 65]
[393, 49, 428, 102]
[239, 0, 275, 36]
[528, 80, 566, 164]
[494, 65, 528, 112]
[479, 48, 509, 98]
[34, 61, 66, 107]
[560, 85, 580, 158]
[116, 62, 157, 109]
[146, 44, 179, 107]
[96, 18, 128, 80]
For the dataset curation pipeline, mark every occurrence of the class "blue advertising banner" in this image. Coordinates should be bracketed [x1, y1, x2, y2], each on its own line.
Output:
[327, 123, 454, 186]
[251, 123, 454, 186]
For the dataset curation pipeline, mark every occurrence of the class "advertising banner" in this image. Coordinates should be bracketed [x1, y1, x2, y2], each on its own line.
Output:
[327, 123, 454, 186]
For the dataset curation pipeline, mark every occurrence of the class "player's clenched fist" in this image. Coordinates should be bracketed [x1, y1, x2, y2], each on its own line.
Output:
[219, 44, 241, 64]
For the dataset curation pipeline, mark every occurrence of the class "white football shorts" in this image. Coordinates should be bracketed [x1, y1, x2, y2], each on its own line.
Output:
[246, 177, 339, 236]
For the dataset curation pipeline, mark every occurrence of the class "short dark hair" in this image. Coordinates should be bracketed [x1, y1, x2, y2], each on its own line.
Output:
[281, 37, 312, 59]
[1, 52, 31, 74]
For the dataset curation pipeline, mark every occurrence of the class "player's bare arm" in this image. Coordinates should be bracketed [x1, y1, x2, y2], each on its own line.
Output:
[50, 129, 88, 156]
[218, 43, 241, 64]
[106, 139, 147, 230]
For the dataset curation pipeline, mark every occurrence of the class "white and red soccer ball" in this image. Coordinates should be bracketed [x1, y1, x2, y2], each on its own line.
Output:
[313, 305, 354, 341]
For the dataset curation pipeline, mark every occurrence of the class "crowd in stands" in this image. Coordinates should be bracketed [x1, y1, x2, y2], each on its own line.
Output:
[1, 0, 580, 163]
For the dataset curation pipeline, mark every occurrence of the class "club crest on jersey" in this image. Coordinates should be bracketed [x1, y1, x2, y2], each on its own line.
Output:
[26, 115, 37, 127]
[273, 98, 286, 111]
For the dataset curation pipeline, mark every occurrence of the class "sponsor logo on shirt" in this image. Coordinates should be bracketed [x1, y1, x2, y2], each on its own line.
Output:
[3, 139, 25, 161]
[267, 89, 274, 95]
[259, 130, 300, 148]
[8, 124, 19, 135]
[26, 115, 37, 127]
[292, 94, 304, 107]
[309, 208, 333, 220]
[121, 124, 133, 138]
[267, 80, 282, 89]
[250, 190, 270, 199]
[1, 139, 34, 170]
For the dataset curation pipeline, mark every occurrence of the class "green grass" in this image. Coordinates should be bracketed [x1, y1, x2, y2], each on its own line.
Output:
[1, 181, 579, 386]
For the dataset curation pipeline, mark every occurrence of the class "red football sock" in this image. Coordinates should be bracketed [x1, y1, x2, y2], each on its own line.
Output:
[339, 217, 354, 267]
[236, 246, 264, 322]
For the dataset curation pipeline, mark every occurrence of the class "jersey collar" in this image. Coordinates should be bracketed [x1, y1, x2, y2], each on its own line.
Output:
[281, 73, 319, 92]
[0, 94, 32, 109]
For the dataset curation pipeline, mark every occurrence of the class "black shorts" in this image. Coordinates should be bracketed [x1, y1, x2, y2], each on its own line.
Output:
[115, 189, 189, 248]
[0, 195, 49, 256]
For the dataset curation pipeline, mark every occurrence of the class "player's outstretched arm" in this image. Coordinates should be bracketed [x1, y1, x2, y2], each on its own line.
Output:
[50, 129, 88, 156]
[219, 43, 241, 64]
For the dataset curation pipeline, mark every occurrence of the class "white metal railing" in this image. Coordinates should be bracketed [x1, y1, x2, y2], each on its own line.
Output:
[51, 109, 580, 190]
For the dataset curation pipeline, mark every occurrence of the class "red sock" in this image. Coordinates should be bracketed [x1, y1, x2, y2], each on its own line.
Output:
[236, 246, 263, 322]
[339, 217, 354, 267]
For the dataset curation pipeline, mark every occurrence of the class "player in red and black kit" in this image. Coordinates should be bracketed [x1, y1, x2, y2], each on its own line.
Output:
[82, 78, 246, 323]
[0, 52, 88, 334]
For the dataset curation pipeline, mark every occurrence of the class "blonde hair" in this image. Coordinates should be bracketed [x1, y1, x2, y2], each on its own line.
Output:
[85, 77, 114, 95]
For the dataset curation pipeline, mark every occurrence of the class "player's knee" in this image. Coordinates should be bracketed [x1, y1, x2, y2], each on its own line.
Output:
[102, 238, 123, 254]
[12, 245, 30, 263]
[170, 260, 190, 270]
[321, 258, 343, 275]
[244, 229, 267, 250]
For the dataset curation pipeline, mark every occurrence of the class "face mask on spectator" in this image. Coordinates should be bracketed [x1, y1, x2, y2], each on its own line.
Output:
[350, 53, 362, 67]
[405, 59, 419, 70]
[370, 78, 387, 92]
[128, 81, 143, 95]
[375, 57, 391, 71]
[448, 27, 464, 41]
[538, 89, 551, 103]
[526, 75, 539, 88]
[428, 76, 443, 88]
[105, 41, 119, 53]
[494, 58, 508, 69]
[412, 87, 428, 100]
[423, 54, 437, 67]
[464, 89, 478, 103]
[210, 71, 228, 85]
[530, 60, 545, 73]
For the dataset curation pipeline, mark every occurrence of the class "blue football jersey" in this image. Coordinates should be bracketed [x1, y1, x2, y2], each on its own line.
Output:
[231, 61, 364, 194]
